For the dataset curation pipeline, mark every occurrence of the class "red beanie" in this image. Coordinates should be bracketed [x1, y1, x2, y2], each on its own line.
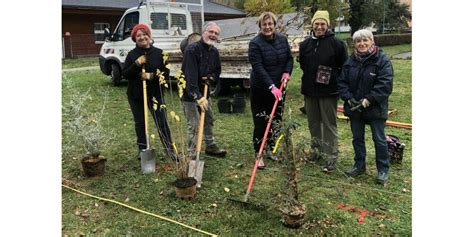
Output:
[131, 24, 151, 42]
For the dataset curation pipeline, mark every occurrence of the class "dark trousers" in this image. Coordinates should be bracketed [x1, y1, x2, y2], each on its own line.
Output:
[350, 118, 389, 173]
[128, 94, 174, 159]
[250, 87, 284, 153]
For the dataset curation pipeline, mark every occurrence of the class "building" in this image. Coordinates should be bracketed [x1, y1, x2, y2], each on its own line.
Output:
[62, 0, 245, 57]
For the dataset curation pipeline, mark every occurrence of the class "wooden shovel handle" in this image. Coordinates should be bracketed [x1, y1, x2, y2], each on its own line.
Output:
[142, 66, 150, 149]
[195, 84, 208, 152]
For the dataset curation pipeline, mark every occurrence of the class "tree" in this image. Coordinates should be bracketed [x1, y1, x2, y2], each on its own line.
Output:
[374, 0, 412, 33]
[348, 0, 378, 35]
[244, 0, 296, 16]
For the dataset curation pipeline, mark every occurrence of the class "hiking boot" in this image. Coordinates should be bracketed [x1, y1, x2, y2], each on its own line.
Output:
[345, 167, 366, 177]
[257, 158, 265, 170]
[205, 144, 227, 157]
[376, 171, 389, 185]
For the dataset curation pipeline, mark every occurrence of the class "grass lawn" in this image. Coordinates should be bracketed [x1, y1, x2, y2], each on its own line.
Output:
[62, 44, 412, 235]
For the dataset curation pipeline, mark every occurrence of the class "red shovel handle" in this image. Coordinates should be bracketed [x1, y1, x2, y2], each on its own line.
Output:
[244, 81, 287, 201]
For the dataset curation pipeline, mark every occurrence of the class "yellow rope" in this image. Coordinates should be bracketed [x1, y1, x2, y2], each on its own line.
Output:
[62, 184, 217, 237]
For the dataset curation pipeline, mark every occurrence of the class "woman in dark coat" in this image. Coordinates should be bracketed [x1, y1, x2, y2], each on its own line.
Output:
[248, 12, 293, 169]
[122, 24, 175, 161]
[338, 29, 393, 185]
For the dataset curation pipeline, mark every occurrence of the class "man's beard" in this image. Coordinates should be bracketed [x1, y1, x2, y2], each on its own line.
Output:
[204, 39, 217, 46]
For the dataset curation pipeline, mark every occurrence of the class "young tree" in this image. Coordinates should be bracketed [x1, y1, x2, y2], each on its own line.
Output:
[244, 0, 296, 16]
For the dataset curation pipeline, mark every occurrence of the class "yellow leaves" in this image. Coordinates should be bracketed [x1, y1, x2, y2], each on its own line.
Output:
[152, 97, 158, 111]
[176, 69, 186, 98]
[224, 187, 230, 192]
[162, 52, 169, 62]
[165, 64, 171, 70]
[169, 111, 180, 122]
[157, 71, 168, 88]
[160, 104, 166, 110]
[151, 134, 155, 140]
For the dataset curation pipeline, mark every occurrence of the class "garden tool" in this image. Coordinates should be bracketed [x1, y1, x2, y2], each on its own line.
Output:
[140, 65, 157, 174]
[230, 80, 287, 207]
[188, 83, 208, 188]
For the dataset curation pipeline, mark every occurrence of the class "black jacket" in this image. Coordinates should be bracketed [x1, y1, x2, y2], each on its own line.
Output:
[122, 45, 169, 100]
[338, 48, 393, 120]
[181, 39, 221, 102]
[299, 30, 347, 97]
[248, 32, 293, 90]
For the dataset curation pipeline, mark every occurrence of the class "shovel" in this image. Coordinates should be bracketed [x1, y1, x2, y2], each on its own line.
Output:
[236, 80, 287, 204]
[140, 65, 157, 174]
[188, 84, 208, 188]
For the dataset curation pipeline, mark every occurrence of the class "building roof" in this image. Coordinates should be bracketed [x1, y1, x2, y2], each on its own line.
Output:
[62, 0, 245, 15]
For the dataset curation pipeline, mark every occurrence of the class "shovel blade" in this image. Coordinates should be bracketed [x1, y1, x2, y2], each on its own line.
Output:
[140, 148, 156, 174]
[188, 160, 204, 188]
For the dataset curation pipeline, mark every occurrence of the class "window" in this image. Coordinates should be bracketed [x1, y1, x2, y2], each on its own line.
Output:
[94, 23, 110, 43]
[171, 14, 186, 30]
[151, 13, 169, 30]
[115, 12, 140, 41]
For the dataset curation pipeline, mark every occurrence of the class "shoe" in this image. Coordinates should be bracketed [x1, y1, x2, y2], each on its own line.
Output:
[345, 167, 366, 177]
[257, 158, 265, 170]
[322, 165, 336, 173]
[205, 144, 227, 157]
[308, 153, 322, 163]
[376, 171, 389, 185]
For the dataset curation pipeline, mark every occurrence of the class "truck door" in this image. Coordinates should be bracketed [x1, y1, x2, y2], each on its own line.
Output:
[113, 11, 140, 63]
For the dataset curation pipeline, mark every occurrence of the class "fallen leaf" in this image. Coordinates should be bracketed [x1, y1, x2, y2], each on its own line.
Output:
[211, 203, 217, 208]
[234, 175, 238, 178]
[402, 188, 410, 193]
[224, 187, 230, 192]
[94, 203, 99, 207]
[379, 224, 386, 228]
[123, 123, 127, 126]
[160, 191, 164, 196]
[75, 210, 81, 216]
[154, 178, 159, 182]
[125, 197, 130, 202]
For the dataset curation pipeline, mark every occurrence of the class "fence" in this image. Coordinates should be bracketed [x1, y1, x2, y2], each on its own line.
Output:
[63, 34, 103, 58]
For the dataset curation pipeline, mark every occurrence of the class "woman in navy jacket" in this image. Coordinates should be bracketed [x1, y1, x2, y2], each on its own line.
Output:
[248, 12, 293, 169]
[338, 29, 393, 185]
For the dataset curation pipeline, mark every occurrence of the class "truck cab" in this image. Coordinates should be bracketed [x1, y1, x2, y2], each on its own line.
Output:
[99, 1, 194, 86]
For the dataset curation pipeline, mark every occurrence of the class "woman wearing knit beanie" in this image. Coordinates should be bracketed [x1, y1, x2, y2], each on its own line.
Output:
[299, 10, 347, 173]
[122, 23, 177, 162]
[338, 29, 394, 185]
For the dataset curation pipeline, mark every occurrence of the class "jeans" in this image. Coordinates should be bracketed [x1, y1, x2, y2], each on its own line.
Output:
[350, 118, 389, 173]
[182, 99, 216, 158]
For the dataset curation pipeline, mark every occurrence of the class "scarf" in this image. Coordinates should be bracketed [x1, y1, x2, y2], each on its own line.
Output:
[354, 44, 377, 62]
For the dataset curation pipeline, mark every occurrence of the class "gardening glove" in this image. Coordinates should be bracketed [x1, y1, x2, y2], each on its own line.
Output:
[141, 71, 155, 81]
[201, 75, 214, 86]
[281, 72, 291, 83]
[270, 85, 282, 101]
[348, 98, 359, 107]
[135, 55, 146, 66]
[196, 96, 209, 112]
[361, 98, 371, 108]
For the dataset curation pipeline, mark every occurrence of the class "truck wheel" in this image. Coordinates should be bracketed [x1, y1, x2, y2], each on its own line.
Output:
[111, 63, 121, 86]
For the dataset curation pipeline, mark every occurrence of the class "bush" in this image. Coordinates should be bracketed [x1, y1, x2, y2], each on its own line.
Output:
[345, 33, 412, 47]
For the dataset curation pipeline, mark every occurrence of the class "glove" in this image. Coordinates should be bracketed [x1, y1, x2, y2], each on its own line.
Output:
[201, 75, 215, 86]
[361, 98, 371, 108]
[348, 98, 359, 107]
[135, 55, 146, 66]
[270, 85, 282, 101]
[141, 72, 154, 81]
[348, 98, 362, 112]
[281, 72, 291, 83]
[196, 97, 208, 111]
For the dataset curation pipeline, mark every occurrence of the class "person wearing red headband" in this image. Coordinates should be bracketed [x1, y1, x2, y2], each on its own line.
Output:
[122, 23, 176, 162]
